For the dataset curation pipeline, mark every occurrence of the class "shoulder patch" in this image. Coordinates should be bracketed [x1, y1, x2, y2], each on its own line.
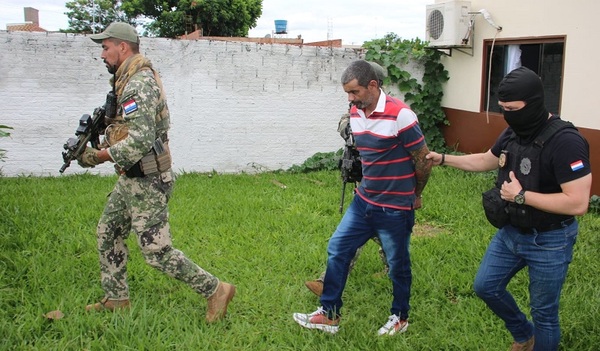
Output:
[570, 160, 584, 171]
[123, 99, 138, 115]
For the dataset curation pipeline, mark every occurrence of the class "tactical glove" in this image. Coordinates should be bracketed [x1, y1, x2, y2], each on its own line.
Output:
[77, 147, 101, 168]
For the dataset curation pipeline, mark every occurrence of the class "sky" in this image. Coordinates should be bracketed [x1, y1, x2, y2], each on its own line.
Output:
[0, 0, 433, 45]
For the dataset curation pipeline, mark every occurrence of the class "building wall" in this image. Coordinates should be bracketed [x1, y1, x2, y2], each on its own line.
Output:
[0, 31, 409, 177]
[438, 0, 600, 130]
[432, 0, 600, 195]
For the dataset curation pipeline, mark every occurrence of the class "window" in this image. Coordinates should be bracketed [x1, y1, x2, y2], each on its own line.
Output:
[483, 37, 565, 114]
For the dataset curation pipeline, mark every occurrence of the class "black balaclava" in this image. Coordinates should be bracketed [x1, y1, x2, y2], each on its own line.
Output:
[497, 66, 549, 141]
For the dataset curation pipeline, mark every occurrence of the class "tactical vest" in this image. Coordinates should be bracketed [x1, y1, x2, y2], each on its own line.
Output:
[497, 118, 576, 228]
[122, 69, 172, 177]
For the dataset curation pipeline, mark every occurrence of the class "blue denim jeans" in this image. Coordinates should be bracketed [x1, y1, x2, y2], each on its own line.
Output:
[473, 221, 578, 351]
[320, 195, 414, 320]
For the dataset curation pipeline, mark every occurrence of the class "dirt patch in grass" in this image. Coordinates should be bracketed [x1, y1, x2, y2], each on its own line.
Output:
[413, 223, 445, 238]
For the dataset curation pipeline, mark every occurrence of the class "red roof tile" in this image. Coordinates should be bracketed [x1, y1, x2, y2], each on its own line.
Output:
[6, 23, 47, 32]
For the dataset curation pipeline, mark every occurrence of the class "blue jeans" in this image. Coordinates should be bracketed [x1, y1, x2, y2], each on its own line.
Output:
[473, 221, 578, 351]
[320, 195, 414, 320]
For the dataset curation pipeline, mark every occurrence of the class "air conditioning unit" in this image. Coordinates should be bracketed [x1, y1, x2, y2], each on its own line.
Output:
[426, 1, 471, 47]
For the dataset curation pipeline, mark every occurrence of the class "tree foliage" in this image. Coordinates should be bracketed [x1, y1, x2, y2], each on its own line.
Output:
[64, 0, 134, 34]
[120, 0, 263, 38]
[64, 0, 261, 38]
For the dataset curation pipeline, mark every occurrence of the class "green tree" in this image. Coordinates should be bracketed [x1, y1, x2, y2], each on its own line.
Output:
[121, 0, 263, 38]
[64, 0, 134, 34]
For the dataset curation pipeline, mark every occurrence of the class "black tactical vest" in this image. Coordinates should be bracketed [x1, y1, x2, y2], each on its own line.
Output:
[497, 118, 576, 229]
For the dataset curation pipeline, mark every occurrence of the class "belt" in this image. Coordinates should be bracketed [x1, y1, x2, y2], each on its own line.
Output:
[124, 134, 169, 178]
[125, 162, 144, 178]
[517, 217, 575, 234]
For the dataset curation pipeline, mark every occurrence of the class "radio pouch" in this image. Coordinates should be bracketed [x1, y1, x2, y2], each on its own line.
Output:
[482, 187, 509, 228]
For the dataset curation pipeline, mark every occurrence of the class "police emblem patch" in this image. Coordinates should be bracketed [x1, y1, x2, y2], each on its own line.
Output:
[123, 99, 138, 115]
[498, 151, 507, 168]
[520, 157, 531, 175]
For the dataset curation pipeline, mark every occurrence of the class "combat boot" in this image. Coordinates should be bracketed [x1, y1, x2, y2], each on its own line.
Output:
[304, 280, 324, 296]
[206, 281, 236, 322]
[85, 297, 130, 312]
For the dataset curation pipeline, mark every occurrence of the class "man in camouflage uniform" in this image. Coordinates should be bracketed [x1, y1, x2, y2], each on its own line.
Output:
[78, 22, 235, 322]
[304, 61, 389, 296]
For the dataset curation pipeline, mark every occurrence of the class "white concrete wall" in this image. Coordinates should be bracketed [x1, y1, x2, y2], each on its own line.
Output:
[0, 31, 408, 177]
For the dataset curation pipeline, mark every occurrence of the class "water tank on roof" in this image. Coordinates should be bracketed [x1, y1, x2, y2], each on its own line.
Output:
[274, 20, 287, 34]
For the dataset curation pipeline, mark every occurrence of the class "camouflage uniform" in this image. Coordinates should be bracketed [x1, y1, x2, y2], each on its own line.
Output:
[97, 54, 218, 300]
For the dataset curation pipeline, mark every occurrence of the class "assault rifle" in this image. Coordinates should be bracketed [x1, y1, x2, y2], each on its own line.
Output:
[339, 123, 362, 213]
[59, 70, 118, 173]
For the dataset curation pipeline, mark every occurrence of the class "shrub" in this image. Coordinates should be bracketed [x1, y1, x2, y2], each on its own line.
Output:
[0, 125, 13, 163]
[287, 149, 342, 173]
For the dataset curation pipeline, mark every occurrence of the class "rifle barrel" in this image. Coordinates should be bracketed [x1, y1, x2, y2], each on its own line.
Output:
[59, 162, 69, 173]
[339, 181, 347, 214]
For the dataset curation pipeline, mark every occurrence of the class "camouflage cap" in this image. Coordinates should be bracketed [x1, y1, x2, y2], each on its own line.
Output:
[368, 61, 387, 84]
[90, 22, 139, 44]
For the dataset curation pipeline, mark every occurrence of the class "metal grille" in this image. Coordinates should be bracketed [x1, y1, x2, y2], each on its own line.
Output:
[427, 9, 445, 40]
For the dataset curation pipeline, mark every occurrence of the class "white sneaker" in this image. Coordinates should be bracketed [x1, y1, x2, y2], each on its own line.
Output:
[293, 307, 340, 334]
[377, 314, 408, 336]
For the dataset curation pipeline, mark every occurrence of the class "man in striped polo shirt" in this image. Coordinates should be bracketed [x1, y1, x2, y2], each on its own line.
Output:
[293, 59, 432, 335]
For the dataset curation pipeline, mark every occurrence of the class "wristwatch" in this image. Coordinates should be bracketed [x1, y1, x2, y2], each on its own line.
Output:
[514, 189, 526, 205]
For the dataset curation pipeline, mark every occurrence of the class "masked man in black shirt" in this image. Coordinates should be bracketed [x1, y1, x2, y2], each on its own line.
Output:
[427, 66, 591, 351]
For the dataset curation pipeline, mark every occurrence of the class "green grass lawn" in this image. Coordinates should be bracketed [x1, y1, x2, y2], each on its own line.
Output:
[1, 167, 599, 350]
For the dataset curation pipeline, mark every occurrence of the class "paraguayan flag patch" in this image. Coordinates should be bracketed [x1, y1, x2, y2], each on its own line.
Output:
[570, 160, 584, 172]
[123, 99, 138, 115]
